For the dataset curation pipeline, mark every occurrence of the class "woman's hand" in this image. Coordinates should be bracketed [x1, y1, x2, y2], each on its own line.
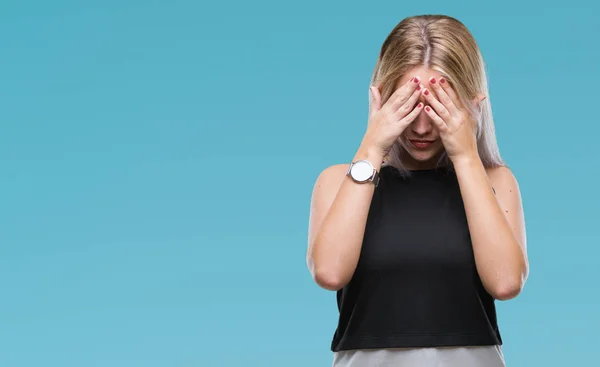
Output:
[420, 77, 485, 164]
[363, 76, 425, 157]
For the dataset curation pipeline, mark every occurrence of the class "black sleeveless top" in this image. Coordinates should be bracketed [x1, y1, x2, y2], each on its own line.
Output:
[331, 165, 502, 352]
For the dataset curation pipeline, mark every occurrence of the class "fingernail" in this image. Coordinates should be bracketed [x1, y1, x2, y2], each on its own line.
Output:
[440, 77, 446, 84]
[429, 77, 436, 84]
[413, 76, 420, 83]
[416, 85, 421, 90]
[417, 102, 423, 108]
[423, 88, 430, 95]
[425, 106, 431, 112]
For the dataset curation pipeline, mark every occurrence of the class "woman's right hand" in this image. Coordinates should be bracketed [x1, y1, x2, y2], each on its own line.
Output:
[363, 76, 424, 157]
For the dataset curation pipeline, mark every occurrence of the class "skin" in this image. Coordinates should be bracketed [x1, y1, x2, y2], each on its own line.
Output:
[307, 66, 529, 300]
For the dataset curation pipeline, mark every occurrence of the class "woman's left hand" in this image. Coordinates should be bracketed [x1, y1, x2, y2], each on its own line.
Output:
[420, 77, 485, 164]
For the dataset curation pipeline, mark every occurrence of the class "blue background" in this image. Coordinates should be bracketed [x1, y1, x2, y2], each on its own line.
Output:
[1, 1, 598, 366]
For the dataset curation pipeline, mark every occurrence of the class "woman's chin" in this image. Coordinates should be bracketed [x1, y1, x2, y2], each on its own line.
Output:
[407, 144, 441, 161]
[410, 150, 438, 161]
[403, 144, 444, 166]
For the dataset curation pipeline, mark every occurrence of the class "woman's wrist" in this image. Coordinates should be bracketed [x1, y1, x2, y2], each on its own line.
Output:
[451, 152, 482, 172]
[354, 140, 385, 169]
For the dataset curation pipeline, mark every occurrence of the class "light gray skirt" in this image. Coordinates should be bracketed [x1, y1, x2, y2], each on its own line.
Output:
[332, 345, 506, 367]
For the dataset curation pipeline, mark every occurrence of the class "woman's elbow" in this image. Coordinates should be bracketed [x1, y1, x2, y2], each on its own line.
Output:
[307, 259, 348, 291]
[491, 284, 522, 300]
[490, 276, 526, 300]
[488, 260, 529, 300]
[312, 266, 349, 291]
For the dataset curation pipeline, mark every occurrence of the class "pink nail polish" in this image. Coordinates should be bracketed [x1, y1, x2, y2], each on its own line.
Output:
[440, 77, 446, 84]
[413, 77, 420, 83]
[424, 89, 430, 95]
[416, 85, 421, 90]
[430, 77, 436, 84]
[417, 102, 423, 108]
[425, 106, 431, 112]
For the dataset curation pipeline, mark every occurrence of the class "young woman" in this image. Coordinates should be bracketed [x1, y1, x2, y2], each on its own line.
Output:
[306, 14, 529, 367]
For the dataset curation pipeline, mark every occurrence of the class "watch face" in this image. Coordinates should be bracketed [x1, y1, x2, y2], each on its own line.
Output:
[351, 160, 373, 182]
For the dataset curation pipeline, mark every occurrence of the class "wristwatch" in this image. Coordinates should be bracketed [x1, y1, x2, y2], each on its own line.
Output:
[346, 160, 380, 186]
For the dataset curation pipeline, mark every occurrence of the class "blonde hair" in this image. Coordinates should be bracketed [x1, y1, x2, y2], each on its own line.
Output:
[370, 14, 504, 175]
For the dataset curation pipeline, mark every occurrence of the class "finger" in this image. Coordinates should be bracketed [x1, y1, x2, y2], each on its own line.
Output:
[421, 87, 452, 124]
[386, 76, 421, 111]
[399, 101, 424, 126]
[438, 77, 462, 109]
[428, 77, 460, 117]
[369, 85, 382, 117]
[423, 105, 449, 133]
[394, 86, 422, 119]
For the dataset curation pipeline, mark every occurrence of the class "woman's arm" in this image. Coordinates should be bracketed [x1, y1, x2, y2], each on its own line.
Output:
[306, 145, 383, 291]
[419, 78, 529, 300]
[307, 78, 424, 291]
[453, 156, 529, 300]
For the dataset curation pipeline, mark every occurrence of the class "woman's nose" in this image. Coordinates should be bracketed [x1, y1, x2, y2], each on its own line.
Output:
[411, 113, 433, 135]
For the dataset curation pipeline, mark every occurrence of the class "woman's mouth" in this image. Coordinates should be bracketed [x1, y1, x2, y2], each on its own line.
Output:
[409, 139, 435, 149]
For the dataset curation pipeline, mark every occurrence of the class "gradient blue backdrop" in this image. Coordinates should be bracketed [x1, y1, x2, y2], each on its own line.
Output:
[1, 1, 598, 366]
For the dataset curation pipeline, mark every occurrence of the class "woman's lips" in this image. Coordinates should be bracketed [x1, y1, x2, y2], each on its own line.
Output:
[409, 139, 435, 149]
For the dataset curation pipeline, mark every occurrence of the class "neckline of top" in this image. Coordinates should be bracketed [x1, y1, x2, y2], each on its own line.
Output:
[382, 165, 451, 173]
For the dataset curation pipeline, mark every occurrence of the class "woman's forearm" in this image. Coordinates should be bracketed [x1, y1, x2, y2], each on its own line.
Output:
[452, 155, 529, 300]
[307, 144, 384, 291]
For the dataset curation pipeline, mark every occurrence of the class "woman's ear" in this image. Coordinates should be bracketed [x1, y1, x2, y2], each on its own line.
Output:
[474, 93, 487, 107]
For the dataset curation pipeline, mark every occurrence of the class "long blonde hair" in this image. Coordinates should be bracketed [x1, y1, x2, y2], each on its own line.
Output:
[370, 14, 504, 175]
